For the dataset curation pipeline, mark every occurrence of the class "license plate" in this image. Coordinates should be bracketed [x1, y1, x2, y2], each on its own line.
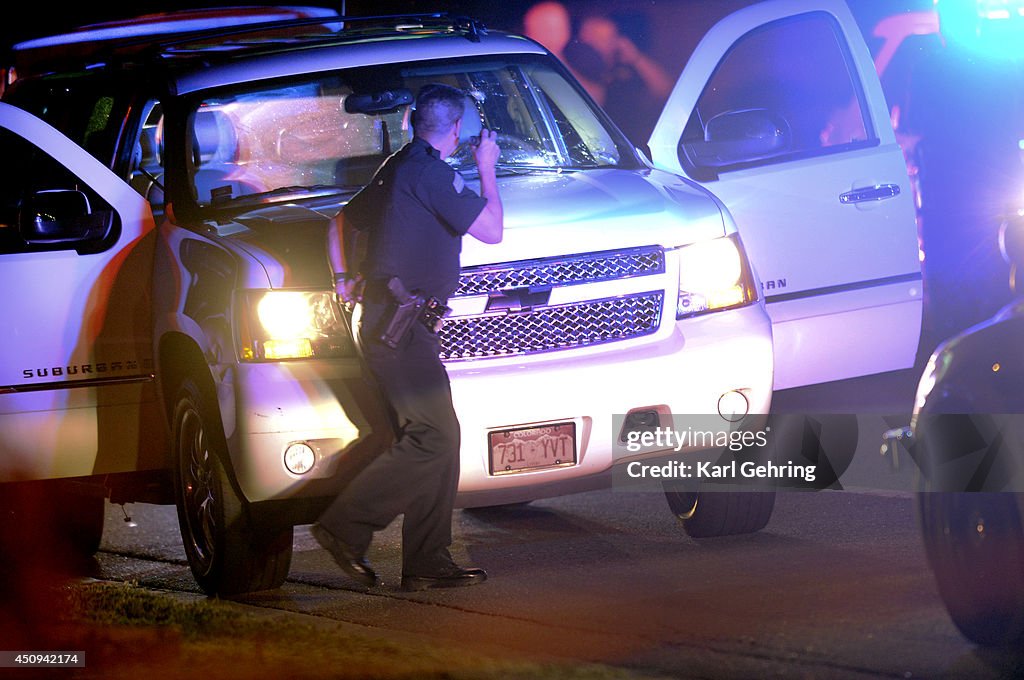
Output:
[488, 421, 577, 475]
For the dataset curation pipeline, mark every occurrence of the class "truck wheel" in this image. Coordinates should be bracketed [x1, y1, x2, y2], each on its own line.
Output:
[173, 377, 293, 596]
[918, 492, 1024, 647]
[664, 488, 776, 538]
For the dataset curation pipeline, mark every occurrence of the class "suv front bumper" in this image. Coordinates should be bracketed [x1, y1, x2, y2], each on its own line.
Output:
[222, 303, 773, 507]
[449, 303, 774, 503]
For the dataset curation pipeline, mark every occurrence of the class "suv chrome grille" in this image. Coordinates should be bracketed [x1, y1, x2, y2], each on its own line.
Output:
[439, 291, 664, 361]
[454, 246, 665, 298]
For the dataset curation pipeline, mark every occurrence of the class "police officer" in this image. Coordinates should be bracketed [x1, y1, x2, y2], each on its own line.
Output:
[312, 83, 502, 591]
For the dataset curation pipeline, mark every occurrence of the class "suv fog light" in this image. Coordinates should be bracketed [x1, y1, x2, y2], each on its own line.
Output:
[619, 408, 662, 442]
[284, 442, 316, 475]
[717, 390, 749, 422]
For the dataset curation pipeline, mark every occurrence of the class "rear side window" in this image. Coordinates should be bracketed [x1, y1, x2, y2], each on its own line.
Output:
[680, 12, 874, 178]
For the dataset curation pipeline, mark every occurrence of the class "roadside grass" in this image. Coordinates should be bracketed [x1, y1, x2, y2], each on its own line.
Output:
[51, 580, 664, 680]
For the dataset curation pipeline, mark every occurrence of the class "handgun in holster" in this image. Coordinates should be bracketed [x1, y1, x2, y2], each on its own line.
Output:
[379, 277, 424, 349]
[378, 277, 451, 348]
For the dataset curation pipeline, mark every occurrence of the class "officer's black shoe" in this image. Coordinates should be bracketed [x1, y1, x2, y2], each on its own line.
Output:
[310, 523, 380, 588]
[400, 566, 488, 592]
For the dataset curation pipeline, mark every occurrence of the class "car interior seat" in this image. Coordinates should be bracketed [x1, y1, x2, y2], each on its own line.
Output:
[192, 108, 252, 204]
[129, 125, 163, 202]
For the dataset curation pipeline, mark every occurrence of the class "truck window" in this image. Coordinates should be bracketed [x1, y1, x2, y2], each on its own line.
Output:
[681, 11, 873, 174]
[127, 101, 165, 208]
[4, 79, 127, 168]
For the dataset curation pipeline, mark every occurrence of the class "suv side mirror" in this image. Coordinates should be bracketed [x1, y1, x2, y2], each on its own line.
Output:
[683, 108, 791, 170]
[18, 189, 113, 246]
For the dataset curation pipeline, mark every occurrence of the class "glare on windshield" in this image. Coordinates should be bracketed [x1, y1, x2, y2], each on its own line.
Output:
[188, 57, 625, 207]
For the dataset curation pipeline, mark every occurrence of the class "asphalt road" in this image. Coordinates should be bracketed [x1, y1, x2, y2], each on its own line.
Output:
[35, 370, 1013, 679]
[86, 366, 1024, 680]
[94, 486, 1024, 679]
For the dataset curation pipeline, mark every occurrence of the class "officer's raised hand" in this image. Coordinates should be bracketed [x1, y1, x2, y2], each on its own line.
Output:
[465, 128, 503, 244]
[472, 128, 500, 173]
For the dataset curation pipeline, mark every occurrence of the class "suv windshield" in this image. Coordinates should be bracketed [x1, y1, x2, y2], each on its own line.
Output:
[185, 55, 632, 208]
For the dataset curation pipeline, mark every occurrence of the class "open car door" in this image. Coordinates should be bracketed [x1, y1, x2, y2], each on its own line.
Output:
[649, 0, 922, 390]
[0, 102, 158, 480]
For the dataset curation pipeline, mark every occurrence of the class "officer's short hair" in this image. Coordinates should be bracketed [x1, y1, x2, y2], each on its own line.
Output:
[412, 83, 466, 135]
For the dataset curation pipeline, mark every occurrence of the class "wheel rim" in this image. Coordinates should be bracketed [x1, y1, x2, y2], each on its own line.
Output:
[179, 405, 218, 574]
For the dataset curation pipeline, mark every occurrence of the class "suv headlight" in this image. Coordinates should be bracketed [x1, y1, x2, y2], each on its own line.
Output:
[674, 234, 757, 319]
[237, 290, 354, 361]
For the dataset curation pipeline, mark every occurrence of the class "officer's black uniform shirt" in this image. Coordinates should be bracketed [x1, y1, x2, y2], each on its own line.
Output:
[344, 136, 487, 303]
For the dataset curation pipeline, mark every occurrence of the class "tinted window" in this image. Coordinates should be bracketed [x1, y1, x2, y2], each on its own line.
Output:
[5, 77, 127, 167]
[680, 12, 873, 177]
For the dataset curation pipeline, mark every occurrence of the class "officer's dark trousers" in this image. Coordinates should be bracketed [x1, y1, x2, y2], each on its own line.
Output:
[318, 301, 460, 575]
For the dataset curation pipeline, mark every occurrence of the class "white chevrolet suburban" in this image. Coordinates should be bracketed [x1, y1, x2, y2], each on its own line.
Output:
[0, 0, 922, 595]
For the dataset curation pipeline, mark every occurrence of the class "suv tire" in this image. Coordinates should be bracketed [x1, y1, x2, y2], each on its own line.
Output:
[172, 377, 293, 596]
[664, 487, 776, 538]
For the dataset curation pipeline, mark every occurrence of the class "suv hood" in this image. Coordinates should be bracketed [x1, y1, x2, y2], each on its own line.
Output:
[463, 167, 726, 266]
[216, 204, 335, 288]
[213, 167, 727, 288]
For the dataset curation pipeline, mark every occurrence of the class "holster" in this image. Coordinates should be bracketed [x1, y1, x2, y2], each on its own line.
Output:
[377, 277, 451, 348]
[379, 277, 424, 349]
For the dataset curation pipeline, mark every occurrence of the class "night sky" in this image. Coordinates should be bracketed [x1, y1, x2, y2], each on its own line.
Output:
[1, 1, 536, 52]
[1, 1, 928, 56]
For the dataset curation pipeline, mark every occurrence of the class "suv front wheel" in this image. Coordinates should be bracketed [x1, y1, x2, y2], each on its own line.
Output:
[172, 377, 293, 596]
[665, 487, 776, 538]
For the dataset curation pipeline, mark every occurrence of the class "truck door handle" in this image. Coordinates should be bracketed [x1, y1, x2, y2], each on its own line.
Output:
[839, 183, 901, 204]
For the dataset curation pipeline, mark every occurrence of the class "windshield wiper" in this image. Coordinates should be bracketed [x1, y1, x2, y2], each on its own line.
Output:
[209, 184, 357, 206]
[495, 164, 593, 176]
[455, 164, 588, 177]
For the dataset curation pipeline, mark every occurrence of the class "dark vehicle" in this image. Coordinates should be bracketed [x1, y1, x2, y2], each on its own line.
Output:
[902, 211, 1024, 647]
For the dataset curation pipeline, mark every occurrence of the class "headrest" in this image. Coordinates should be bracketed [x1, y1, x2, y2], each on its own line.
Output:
[193, 109, 237, 165]
[139, 127, 160, 166]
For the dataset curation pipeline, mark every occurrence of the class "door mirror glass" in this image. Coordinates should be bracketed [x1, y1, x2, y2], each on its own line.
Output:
[19, 189, 113, 245]
[0, 127, 123, 255]
[679, 12, 874, 179]
[683, 108, 791, 168]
